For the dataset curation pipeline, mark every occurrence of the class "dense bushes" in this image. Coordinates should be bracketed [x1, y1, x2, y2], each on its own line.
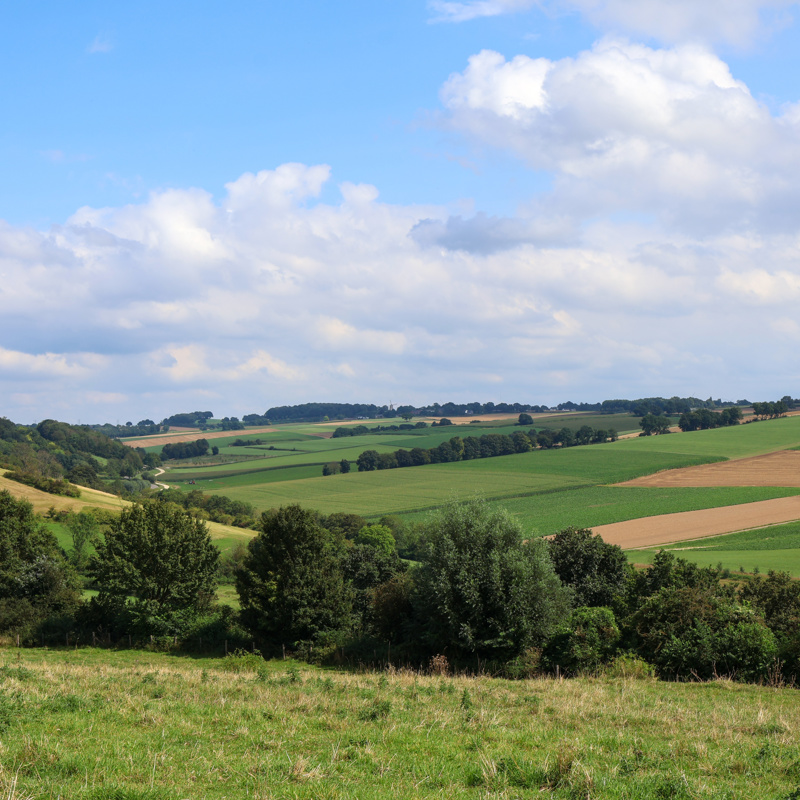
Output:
[156, 488, 257, 528]
[161, 438, 209, 460]
[3, 471, 81, 497]
[2, 488, 794, 686]
[0, 491, 81, 638]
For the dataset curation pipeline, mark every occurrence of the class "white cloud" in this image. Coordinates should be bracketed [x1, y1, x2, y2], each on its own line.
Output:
[2, 159, 800, 423]
[441, 40, 800, 234]
[429, 0, 539, 23]
[563, 0, 796, 46]
[430, 0, 797, 45]
[0, 347, 105, 378]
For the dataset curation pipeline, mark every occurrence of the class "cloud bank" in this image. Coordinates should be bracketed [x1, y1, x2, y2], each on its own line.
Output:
[1, 148, 799, 422]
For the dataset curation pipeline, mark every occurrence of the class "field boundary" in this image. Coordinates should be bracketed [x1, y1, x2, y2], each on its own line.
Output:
[594, 495, 800, 550]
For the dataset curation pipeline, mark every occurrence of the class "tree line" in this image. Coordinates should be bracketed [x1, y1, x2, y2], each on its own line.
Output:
[343, 426, 618, 475]
[3, 488, 797, 685]
[751, 401, 790, 419]
[161, 439, 210, 460]
[331, 422, 427, 438]
[677, 407, 743, 432]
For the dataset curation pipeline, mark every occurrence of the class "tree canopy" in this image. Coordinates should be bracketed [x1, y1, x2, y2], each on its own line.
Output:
[0, 490, 80, 635]
[89, 503, 219, 635]
[236, 505, 353, 651]
[415, 497, 571, 660]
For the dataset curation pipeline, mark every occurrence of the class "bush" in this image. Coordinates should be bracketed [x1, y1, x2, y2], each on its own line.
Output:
[88, 503, 219, 637]
[414, 497, 572, 660]
[3, 471, 80, 497]
[0, 490, 81, 637]
[543, 606, 621, 675]
[236, 505, 353, 652]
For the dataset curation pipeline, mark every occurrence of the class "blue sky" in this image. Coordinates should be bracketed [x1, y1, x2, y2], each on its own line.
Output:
[1, 1, 800, 422]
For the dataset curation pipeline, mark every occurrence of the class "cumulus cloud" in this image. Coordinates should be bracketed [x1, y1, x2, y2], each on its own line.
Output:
[430, 0, 796, 45]
[441, 40, 800, 234]
[1, 159, 799, 423]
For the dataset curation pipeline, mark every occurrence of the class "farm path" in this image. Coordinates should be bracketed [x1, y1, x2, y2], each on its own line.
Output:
[594, 495, 800, 549]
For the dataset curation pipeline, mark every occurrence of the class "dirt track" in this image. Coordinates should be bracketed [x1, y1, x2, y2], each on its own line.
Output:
[620, 450, 800, 488]
[593, 496, 800, 549]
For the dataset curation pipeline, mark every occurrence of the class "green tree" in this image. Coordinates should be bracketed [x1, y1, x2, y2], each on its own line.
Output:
[357, 449, 379, 471]
[88, 503, 218, 635]
[640, 414, 671, 435]
[0, 490, 81, 635]
[236, 505, 353, 650]
[543, 606, 621, 674]
[415, 497, 571, 660]
[518, 413, 534, 426]
[548, 527, 629, 610]
[355, 524, 396, 556]
[64, 511, 100, 571]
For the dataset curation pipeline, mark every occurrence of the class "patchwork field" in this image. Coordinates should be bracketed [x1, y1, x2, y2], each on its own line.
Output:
[10, 412, 800, 570]
[595, 495, 800, 549]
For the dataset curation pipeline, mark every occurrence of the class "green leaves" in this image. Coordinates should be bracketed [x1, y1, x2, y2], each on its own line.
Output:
[88, 503, 219, 636]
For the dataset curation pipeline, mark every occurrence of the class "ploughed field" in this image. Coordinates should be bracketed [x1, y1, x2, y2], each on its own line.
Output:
[619, 450, 800, 488]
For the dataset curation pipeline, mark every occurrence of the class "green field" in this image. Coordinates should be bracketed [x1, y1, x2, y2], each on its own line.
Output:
[141, 414, 800, 542]
[2, 646, 799, 799]
[631, 521, 800, 577]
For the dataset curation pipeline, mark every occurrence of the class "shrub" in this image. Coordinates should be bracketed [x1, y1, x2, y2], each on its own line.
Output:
[414, 497, 572, 660]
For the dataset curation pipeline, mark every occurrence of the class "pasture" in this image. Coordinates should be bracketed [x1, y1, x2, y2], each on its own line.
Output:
[2, 647, 799, 799]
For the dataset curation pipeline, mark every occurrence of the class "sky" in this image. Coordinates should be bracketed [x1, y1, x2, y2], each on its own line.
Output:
[2, 1, 800, 424]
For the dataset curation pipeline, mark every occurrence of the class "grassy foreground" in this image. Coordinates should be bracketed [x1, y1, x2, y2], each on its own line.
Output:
[2, 648, 800, 799]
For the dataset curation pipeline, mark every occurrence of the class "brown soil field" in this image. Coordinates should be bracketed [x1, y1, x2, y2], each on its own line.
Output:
[593, 496, 800, 549]
[121, 426, 277, 448]
[620, 450, 800, 488]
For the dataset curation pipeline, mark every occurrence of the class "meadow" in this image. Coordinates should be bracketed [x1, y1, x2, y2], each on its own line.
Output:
[2, 647, 799, 799]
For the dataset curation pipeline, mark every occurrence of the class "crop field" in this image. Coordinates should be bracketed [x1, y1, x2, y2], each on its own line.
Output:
[137, 415, 800, 549]
[617, 415, 800, 459]
[631, 520, 800, 576]
[475, 486, 800, 536]
[2, 647, 799, 799]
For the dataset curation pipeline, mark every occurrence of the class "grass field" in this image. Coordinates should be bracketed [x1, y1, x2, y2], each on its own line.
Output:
[136, 415, 800, 548]
[631, 521, 800, 576]
[1, 647, 799, 799]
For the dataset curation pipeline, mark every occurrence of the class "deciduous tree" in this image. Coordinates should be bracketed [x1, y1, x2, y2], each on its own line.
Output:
[89, 503, 218, 635]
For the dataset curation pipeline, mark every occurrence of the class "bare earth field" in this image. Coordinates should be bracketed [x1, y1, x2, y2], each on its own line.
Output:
[594, 495, 800, 549]
[620, 450, 800, 487]
[121, 425, 277, 448]
[594, 450, 800, 548]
